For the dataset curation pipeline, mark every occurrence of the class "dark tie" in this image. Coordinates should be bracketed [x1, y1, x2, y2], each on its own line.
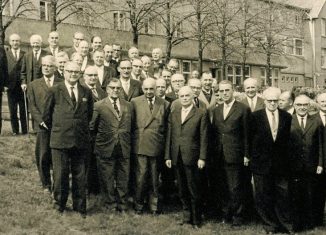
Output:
[112, 98, 120, 116]
[91, 87, 99, 100]
[194, 97, 199, 108]
[13, 50, 18, 61]
[34, 51, 38, 61]
[148, 97, 153, 112]
[70, 86, 76, 107]
[300, 117, 305, 130]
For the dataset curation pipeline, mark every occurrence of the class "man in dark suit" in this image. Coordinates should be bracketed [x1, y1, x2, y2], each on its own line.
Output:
[54, 51, 69, 80]
[165, 86, 208, 228]
[211, 80, 250, 226]
[93, 50, 116, 91]
[131, 78, 170, 214]
[28, 55, 62, 193]
[5, 33, 27, 135]
[44, 31, 62, 57]
[152, 48, 165, 78]
[241, 77, 265, 112]
[131, 59, 146, 82]
[198, 72, 216, 109]
[66, 32, 84, 58]
[112, 43, 122, 64]
[90, 78, 132, 212]
[289, 94, 323, 231]
[250, 87, 293, 234]
[166, 73, 185, 101]
[77, 40, 93, 72]
[118, 60, 143, 101]
[103, 44, 119, 75]
[42, 62, 93, 216]
[21, 34, 50, 90]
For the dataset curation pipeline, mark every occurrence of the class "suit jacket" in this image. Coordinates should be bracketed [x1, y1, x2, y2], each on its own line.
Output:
[66, 47, 78, 59]
[211, 101, 250, 164]
[82, 84, 107, 102]
[289, 114, 323, 174]
[21, 49, 50, 85]
[198, 89, 216, 109]
[119, 78, 143, 101]
[240, 96, 265, 112]
[250, 109, 292, 176]
[5, 48, 24, 91]
[166, 91, 178, 102]
[170, 98, 207, 112]
[97, 66, 117, 91]
[131, 95, 170, 157]
[44, 46, 63, 56]
[42, 82, 94, 150]
[105, 59, 119, 76]
[90, 97, 132, 159]
[312, 113, 326, 169]
[165, 105, 208, 166]
[28, 76, 63, 132]
[54, 70, 64, 80]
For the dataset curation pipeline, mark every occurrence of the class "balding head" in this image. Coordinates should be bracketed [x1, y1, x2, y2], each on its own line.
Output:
[142, 78, 156, 99]
[83, 66, 99, 87]
[30, 34, 42, 51]
[9, 33, 21, 49]
[294, 94, 310, 117]
[78, 40, 89, 56]
[156, 78, 166, 98]
[171, 74, 185, 92]
[128, 47, 139, 60]
[42, 55, 56, 78]
[244, 78, 258, 99]
[152, 48, 162, 61]
[316, 92, 326, 113]
[188, 78, 202, 97]
[279, 91, 294, 111]
[179, 86, 194, 107]
[263, 87, 281, 112]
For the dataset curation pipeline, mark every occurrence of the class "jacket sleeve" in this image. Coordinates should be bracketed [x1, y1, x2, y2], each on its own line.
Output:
[27, 84, 42, 125]
[243, 105, 251, 158]
[199, 110, 209, 161]
[20, 55, 27, 85]
[42, 88, 55, 129]
[164, 112, 172, 161]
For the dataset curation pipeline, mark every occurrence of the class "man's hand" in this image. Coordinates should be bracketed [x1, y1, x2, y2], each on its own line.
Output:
[165, 160, 172, 169]
[39, 122, 48, 130]
[198, 159, 205, 169]
[244, 157, 250, 166]
[21, 84, 27, 91]
[317, 166, 323, 174]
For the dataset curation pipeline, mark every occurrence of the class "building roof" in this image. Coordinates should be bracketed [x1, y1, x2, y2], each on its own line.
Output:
[272, 0, 326, 18]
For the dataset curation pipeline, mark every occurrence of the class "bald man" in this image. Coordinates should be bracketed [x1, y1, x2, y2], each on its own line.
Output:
[165, 86, 208, 228]
[28, 55, 62, 193]
[128, 47, 139, 61]
[82, 66, 107, 102]
[152, 48, 165, 78]
[250, 87, 293, 234]
[241, 77, 264, 112]
[45, 31, 62, 57]
[131, 78, 170, 214]
[289, 94, 323, 231]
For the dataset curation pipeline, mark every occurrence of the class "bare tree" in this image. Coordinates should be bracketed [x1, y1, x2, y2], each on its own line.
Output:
[0, 0, 36, 45]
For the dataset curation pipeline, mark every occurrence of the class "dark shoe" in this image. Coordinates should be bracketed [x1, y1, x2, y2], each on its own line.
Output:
[135, 210, 142, 215]
[53, 204, 64, 213]
[80, 212, 87, 219]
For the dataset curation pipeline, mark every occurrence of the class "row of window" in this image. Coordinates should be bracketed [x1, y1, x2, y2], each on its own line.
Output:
[281, 76, 299, 83]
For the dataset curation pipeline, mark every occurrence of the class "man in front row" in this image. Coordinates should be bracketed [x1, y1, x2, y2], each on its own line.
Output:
[165, 86, 208, 228]
[90, 79, 133, 212]
[42, 62, 93, 217]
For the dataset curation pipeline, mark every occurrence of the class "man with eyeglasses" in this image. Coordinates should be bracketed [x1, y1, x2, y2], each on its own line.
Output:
[250, 87, 293, 234]
[289, 94, 323, 232]
[131, 78, 170, 215]
[161, 69, 172, 93]
[92, 50, 115, 91]
[82, 66, 107, 102]
[211, 80, 250, 227]
[66, 32, 84, 58]
[44, 31, 62, 57]
[166, 58, 179, 75]
[166, 73, 185, 101]
[118, 60, 143, 101]
[42, 62, 93, 217]
[55, 51, 69, 80]
[131, 58, 146, 82]
[103, 44, 119, 76]
[28, 55, 62, 193]
[112, 43, 122, 63]
[90, 78, 133, 212]
[77, 40, 93, 71]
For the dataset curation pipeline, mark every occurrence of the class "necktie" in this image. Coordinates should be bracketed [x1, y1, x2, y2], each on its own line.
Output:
[194, 97, 199, 108]
[91, 87, 98, 100]
[148, 98, 153, 112]
[324, 114, 326, 127]
[52, 48, 56, 57]
[250, 98, 255, 112]
[70, 86, 76, 107]
[112, 98, 120, 116]
[46, 78, 51, 87]
[14, 50, 18, 61]
[271, 111, 277, 140]
[300, 117, 305, 130]
[34, 51, 38, 61]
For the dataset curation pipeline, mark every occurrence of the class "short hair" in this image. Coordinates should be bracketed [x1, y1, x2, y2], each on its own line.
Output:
[188, 78, 202, 86]
[9, 33, 21, 41]
[74, 32, 84, 38]
[78, 40, 89, 47]
[294, 94, 311, 103]
[42, 55, 56, 66]
[156, 78, 166, 86]
[243, 77, 258, 88]
[55, 51, 69, 60]
[107, 78, 121, 87]
[48, 31, 59, 37]
[119, 59, 132, 66]
[263, 87, 281, 99]
[219, 80, 233, 87]
[71, 52, 83, 60]
[201, 72, 213, 79]
[281, 90, 295, 102]
[30, 34, 42, 44]
[112, 43, 121, 48]
[91, 36, 102, 43]
[141, 55, 151, 63]
[168, 58, 179, 65]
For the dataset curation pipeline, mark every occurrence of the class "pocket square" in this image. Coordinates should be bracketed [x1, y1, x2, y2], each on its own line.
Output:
[82, 98, 87, 102]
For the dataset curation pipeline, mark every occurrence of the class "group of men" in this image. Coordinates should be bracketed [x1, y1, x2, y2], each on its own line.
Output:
[2, 30, 326, 233]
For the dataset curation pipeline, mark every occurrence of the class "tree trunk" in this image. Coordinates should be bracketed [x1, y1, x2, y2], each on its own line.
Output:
[266, 51, 272, 86]
[0, 9, 4, 46]
[166, 36, 172, 63]
[50, 0, 57, 31]
[196, 1, 203, 75]
[198, 47, 203, 75]
[132, 26, 138, 47]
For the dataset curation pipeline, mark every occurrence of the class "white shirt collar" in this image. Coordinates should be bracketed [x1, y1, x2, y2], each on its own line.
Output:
[224, 98, 236, 108]
[182, 104, 193, 112]
[64, 80, 77, 89]
[246, 95, 257, 103]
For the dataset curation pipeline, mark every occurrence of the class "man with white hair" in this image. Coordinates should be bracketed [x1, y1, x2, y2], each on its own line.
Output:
[241, 77, 264, 112]
[54, 51, 69, 80]
[279, 91, 295, 115]
[250, 87, 293, 234]
[152, 48, 164, 77]
[128, 47, 139, 61]
[21, 34, 50, 89]
[45, 31, 62, 57]
[166, 73, 185, 101]
[131, 78, 170, 215]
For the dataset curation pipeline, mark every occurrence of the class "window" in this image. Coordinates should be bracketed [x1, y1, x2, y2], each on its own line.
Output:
[113, 11, 127, 31]
[322, 48, 326, 68]
[40, 1, 51, 21]
[244, 66, 250, 78]
[226, 65, 250, 85]
[260, 67, 266, 85]
[294, 77, 298, 83]
[227, 66, 234, 82]
[274, 68, 279, 79]
[281, 76, 285, 82]
[182, 61, 191, 80]
[143, 18, 157, 34]
[294, 14, 301, 25]
[174, 21, 183, 38]
[294, 39, 303, 55]
[284, 38, 294, 54]
[235, 66, 242, 85]
[322, 19, 326, 36]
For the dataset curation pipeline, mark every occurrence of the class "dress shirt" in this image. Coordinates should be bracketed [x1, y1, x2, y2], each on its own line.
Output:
[64, 80, 78, 101]
[120, 78, 130, 94]
[44, 75, 54, 87]
[223, 99, 236, 119]
[181, 104, 193, 123]
[131, 73, 140, 81]
[11, 48, 20, 60]
[319, 111, 326, 127]
[296, 114, 307, 129]
[202, 89, 212, 103]
[109, 97, 121, 113]
[33, 50, 41, 60]
[97, 65, 104, 85]
[246, 95, 257, 111]
[81, 56, 88, 71]
[148, 96, 155, 105]
[104, 61, 110, 67]
[266, 108, 279, 140]
[50, 47, 59, 56]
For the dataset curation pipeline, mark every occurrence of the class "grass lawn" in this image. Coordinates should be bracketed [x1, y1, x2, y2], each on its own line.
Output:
[1, 121, 326, 235]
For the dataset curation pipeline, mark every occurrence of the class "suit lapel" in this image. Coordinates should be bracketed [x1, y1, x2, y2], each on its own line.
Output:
[302, 115, 314, 135]
[105, 97, 120, 121]
[128, 79, 137, 100]
[224, 101, 237, 121]
[40, 78, 49, 91]
[182, 106, 196, 125]
[199, 92, 209, 107]
[144, 96, 162, 128]
[59, 83, 74, 107]
[75, 84, 85, 111]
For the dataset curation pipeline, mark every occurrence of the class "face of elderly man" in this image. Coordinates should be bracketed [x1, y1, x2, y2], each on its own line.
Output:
[171, 74, 185, 93]
[294, 95, 310, 117]
[84, 66, 98, 87]
[179, 86, 194, 107]
[71, 53, 83, 66]
[112, 44, 121, 59]
[219, 82, 234, 104]
[104, 45, 113, 62]
[56, 56, 68, 72]
[107, 79, 122, 99]
[48, 31, 59, 48]
[73, 32, 84, 48]
[132, 59, 143, 76]
[201, 73, 213, 91]
[141, 57, 151, 72]
[64, 62, 81, 85]
[30, 35, 42, 51]
[119, 60, 132, 79]
[317, 93, 326, 113]
[191, 70, 200, 79]
[244, 79, 258, 99]
[278, 91, 293, 111]
[78, 41, 89, 57]
[42, 56, 56, 78]
[128, 47, 139, 60]
[161, 70, 172, 86]
[9, 34, 21, 50]
[264, 88, 280, 112]
[167, 60, 179, 74]
[152, 48, 162, 61]
[93, 51, 104, 66]
[188, 79, 202, 98]
[156, 79, 166, 97]
[142, 78, 156, 99]
[92, 36, 102, 51]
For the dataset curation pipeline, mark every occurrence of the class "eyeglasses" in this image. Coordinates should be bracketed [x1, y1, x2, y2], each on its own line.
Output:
[171, 80, 184, 83]
[109, 86, 122, 90]
[74, 38, 83, 41]
[42, 64, 54, 68]
[295, 103, 309, 107]
[120, 67, 132, 70]
[65, 70, 80, 74]
[266, 100, 278, 103]
[190, 86, 201, 90]
[85, 74, 97, 76]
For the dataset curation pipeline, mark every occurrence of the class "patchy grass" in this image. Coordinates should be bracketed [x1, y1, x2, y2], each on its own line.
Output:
[1, 121, 326, 234]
